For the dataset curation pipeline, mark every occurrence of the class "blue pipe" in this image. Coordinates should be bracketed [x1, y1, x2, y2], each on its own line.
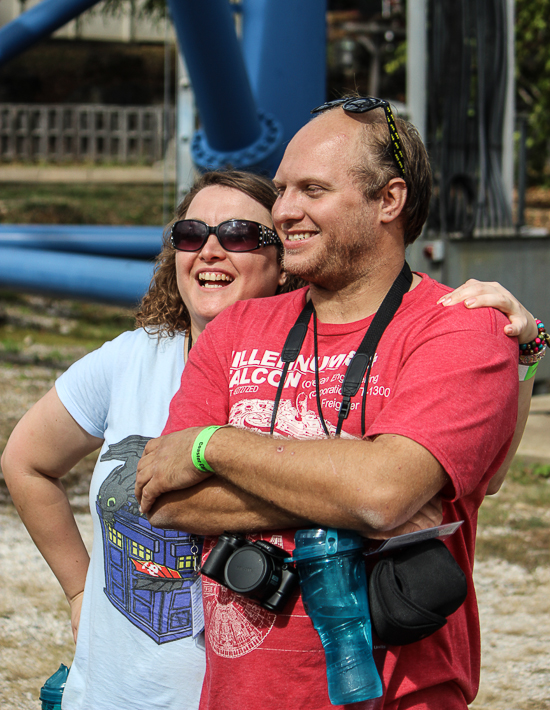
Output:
[0, 225, 164, 258]
[167, 0, 260, 152]
[0, 0, 102, 66]
[241, 0, 327, 168]
[167, 0, 282, 174]
[0, 247, 154, 307]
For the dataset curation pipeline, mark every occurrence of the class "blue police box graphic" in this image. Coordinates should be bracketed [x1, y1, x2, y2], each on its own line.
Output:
[96, 435, 202, 644]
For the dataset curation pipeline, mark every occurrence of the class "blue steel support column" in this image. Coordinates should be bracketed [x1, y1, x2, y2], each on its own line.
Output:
[241, 0, 327, 168]
[167, 0, 282, 174]
[0, 0, 102, 66]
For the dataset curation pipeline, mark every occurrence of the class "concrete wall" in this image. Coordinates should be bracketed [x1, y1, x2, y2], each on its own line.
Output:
[408, 236, 550, 383]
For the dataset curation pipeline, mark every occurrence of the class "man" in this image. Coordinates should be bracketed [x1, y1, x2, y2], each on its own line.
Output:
[136, 98, 518, 709]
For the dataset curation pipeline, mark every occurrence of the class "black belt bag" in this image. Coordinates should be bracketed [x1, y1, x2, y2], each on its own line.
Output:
[368, 539, 468, 646]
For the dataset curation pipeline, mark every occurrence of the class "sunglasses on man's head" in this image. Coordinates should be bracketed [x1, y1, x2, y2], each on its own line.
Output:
[311, 96, 406, 179]
[170, 219, 282, 253]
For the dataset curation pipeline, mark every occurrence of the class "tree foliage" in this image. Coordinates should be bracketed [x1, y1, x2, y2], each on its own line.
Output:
[101, 0, 166, 20]
[516, 0, 550, 182]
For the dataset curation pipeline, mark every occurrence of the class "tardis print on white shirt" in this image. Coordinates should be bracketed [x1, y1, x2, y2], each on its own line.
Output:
[96, 433, 202, 644]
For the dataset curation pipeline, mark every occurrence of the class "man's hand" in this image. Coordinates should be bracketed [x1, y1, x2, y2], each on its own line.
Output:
[366, 495, 443, 540]
[135, 428, 213, 514]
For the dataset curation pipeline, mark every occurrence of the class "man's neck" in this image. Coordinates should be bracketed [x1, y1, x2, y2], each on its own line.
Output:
[309, 259, 420, 324]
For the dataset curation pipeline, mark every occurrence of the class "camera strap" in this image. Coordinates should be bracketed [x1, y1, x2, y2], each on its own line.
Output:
[270, 299, 314, 434]
[270, 262, 413, 437]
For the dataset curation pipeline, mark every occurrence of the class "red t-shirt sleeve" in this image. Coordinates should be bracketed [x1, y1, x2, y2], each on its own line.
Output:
[366, 317, 518, 501]
[162, 310, 233, 435]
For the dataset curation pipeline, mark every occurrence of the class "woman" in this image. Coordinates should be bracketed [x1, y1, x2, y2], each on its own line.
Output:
[2, 171, 288, 710]
[0, 170, 537, 710]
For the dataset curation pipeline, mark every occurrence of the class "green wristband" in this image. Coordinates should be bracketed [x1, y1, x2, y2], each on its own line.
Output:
[518, 362, 538, 382]
[191, 426, 223, 473]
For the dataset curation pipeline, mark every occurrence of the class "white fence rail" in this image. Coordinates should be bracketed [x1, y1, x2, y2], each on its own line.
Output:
[0, 104, 175, 164]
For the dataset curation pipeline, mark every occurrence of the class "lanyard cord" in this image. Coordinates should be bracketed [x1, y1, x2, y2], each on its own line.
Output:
[360, 357, 375, 437]
[269, 263, 413, 437]
[336, 262, 412, 436]
[270, 300, 314, 435]
[269, 361, 290, 434]
[313, 311, 331, 437]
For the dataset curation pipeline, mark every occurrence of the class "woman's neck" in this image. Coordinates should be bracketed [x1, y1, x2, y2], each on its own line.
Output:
[185, 324, 204, 363]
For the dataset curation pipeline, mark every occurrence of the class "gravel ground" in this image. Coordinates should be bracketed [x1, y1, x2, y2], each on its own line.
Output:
[0, 507, 547, 709]
[0, 509, 92, 709]
[472, 560, 550, 709]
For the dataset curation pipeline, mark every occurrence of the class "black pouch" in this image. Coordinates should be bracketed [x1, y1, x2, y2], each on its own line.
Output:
[368, 539, 467, 646]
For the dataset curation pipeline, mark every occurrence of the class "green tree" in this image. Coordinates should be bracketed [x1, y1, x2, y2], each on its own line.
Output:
[102, 0, 166, 20]
[516, 0, 550, 183]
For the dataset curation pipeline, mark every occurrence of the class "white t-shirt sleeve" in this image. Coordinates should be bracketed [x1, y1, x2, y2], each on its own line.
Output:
[55, 331, 135, 439]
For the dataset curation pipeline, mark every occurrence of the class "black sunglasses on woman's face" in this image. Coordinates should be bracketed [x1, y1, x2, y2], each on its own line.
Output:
[171, 219, 282, 253]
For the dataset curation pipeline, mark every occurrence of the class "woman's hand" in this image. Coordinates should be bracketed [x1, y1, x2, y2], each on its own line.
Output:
[437, 279, 538, 343]
[68, 590, 85, 644]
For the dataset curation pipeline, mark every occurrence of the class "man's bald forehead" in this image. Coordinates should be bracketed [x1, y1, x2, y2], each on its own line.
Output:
[290, 110, 369, 163]
[306, 108, 375, 175]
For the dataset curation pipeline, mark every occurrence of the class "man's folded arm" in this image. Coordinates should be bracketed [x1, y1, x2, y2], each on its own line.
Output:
[147, 449, 445, 538]
[202, 428, 448, 535]
[147, 477, 310, 535]
[140, 427, 448, 538]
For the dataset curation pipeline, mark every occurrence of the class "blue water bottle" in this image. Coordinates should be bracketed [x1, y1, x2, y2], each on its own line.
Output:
[39, 664, 69, 710]
[291, 529, 383, 705]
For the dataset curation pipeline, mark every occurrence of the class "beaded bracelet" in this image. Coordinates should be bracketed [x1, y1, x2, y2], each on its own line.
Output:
[519, 319, 549, 365]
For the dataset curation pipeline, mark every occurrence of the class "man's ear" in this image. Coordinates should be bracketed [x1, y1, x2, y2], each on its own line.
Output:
[379, 178, 407, 224]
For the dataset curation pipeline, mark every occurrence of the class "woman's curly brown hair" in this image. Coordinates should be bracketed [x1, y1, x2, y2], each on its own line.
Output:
[135, 170, 303, 337]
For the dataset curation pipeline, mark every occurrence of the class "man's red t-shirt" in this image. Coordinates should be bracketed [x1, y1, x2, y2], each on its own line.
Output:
[164, 274, 518, 710]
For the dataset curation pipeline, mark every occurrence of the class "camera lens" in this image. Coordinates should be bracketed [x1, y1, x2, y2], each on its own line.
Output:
[200, 532, 246, 586]
[225, 547, 272, 594]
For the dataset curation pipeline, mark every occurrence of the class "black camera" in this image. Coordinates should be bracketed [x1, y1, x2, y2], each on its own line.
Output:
[200, 532, 299, 613]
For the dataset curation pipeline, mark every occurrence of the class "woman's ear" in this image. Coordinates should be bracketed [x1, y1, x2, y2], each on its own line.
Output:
[379, 178, 407, 224]
[278, 264, 287, 287]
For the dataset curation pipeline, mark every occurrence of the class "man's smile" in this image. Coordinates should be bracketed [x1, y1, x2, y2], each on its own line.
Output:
[285, 232, 316, 242]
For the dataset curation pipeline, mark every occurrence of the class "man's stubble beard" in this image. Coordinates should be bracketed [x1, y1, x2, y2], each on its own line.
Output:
[282, 223, 380, 292]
